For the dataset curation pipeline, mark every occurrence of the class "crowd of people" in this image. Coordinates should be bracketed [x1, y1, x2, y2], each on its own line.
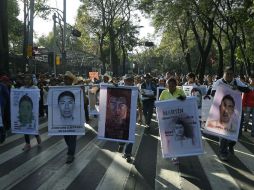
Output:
[0, 67, 253, 164]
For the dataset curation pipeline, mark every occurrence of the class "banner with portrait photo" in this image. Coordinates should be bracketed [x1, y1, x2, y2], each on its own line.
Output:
[48, 86, 85, 135]
[11, 89, 40, 135]
[98, 85, 138, 143]
[201, 95, 213, 128]
[155, 97, 203, 158]
[0, 106, 3, 128]
[89, 72, 99, 81]
[203, 84, 242, 141]
[182, 85, 194, 96]
[156, 87, 166, 100]
[88, 84, 100, 115]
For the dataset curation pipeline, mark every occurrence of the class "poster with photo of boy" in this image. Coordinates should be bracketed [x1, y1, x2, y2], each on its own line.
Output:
[11, 89, 40, 135]
[98, 85, 138, 143]
[48, 86, 85, 135]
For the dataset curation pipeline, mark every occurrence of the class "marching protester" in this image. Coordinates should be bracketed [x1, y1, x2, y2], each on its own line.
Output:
[159, 77, 186, 164]
[184, 72, 199, 86]
[141, 73, 156, 130]
[118, 74, 142, 162]
[62, 71, 79, 164]
[242, 74, 254, 136]
[211, 66, 250, 161]
[20, 73, 42, 151]
[0, 75, 11, 144]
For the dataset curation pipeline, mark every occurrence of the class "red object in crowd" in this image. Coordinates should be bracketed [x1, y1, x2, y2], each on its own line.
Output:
[242, 89, 254, 108]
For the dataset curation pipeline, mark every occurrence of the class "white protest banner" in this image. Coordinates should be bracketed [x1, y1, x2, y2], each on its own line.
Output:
[203, 83, 242, 141]
[11, 89, 40, 135]
[88, 85, 100, 115]
[0, 106, 3, 128]
[201, 95, 213, 121]
[98, 85, 138, 143]
[48, 86, 85, 135]
[182, 85, 194, 96]
[156, 87, 166, 100]
[155, 97, 203, 158]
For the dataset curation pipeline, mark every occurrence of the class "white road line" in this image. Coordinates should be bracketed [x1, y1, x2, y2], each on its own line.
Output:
[198, 140, 240, 190]
[1, 138, 68, 190]
[96, 123, 145, 190]
[0, 132, 51, 165]
[155, 139, 181, 190]
[37, 137, 104, 190]
[0, 122, 48, 146]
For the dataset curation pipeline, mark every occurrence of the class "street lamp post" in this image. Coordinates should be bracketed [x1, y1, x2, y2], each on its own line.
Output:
[52, 13, 57, 77]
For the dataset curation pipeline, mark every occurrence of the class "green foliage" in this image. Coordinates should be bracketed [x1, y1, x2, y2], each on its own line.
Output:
[8, 0, 23, 54]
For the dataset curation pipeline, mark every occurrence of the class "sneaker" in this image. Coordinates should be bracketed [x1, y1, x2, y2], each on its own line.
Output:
[22, 144, 31, 151]
[229, 147, 234, 155]
[126, 156, 132, 163]
[219, 154, 228, 161]
[66, 155, 75, 164]
[118, 145, 124, 153]
[171, 158, 179, 165]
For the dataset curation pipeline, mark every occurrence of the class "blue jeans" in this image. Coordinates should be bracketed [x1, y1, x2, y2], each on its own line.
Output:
[142, 99, 154, 126]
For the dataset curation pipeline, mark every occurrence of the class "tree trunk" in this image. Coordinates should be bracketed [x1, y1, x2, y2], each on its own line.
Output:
[0, 0, 9, 74]
[216, 39, 224, 78]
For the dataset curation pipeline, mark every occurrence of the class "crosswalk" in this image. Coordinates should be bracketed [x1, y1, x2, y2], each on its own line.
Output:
[0, 117, 254, 190]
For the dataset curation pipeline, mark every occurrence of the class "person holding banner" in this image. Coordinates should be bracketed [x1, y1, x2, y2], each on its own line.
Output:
[62, 71, 78, 164]
[20, 74, 41, 151]
[0, 78, 10, 144]
[141, 73, 157, 130]
[184, 72, 199, 86]
[211, 66, 250, 161]
[117, 74, 142, 162]
[159, 77, 186, 164]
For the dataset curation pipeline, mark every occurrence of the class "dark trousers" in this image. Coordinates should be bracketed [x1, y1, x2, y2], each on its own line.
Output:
[142, 100, 154, 126]
[119, 142, 133, 155]
[24, 134, 39, 144]
[125, 143, 133, 155]
[219, 138, 236, 155]
[64, 135, 77, 156]
[0, 128, 6, 143]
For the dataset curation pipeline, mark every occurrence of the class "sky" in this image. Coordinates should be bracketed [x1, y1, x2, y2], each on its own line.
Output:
[18, 0, 159, 46]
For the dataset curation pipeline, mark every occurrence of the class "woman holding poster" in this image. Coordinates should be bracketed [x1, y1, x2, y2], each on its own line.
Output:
[159, 77, 186, 164]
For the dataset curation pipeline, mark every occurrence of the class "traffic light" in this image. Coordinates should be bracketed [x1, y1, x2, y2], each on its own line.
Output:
[71, 29, 81, 37]
[56, 55, 61, 65]
[144, 41, 154, 47]
[27, 45, 33, 57]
